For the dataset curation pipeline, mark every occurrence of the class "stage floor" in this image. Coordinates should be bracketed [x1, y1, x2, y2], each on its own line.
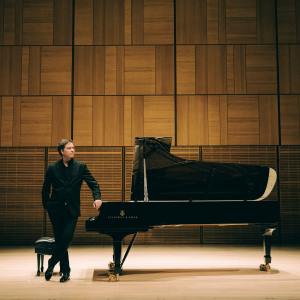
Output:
[0, 244, 299, 300]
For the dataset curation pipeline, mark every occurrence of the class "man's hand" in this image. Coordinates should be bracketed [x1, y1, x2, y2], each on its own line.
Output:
[93, 200, 102, 210]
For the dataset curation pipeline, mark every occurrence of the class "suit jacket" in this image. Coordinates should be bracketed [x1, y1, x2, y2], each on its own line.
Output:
[42, 159, 101, 217]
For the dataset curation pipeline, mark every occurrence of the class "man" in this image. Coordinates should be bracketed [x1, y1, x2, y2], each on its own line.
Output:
[42, 139, 102, 282]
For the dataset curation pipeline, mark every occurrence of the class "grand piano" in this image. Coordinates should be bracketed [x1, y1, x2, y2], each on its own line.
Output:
[86, 137, 279, 281]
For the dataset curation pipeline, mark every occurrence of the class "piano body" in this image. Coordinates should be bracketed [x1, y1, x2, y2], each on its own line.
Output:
[86, 137, 278, 281]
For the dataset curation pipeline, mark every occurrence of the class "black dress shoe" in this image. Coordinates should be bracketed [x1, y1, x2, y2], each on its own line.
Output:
[45, 266, 54, 281]
[60, 272, 70, 283]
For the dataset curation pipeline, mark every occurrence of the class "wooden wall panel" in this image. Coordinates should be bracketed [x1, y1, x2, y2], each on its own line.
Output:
[21, 46, 29, 94]
[125, 46, 155, 95]
[155, 45, 174, 95]
[74, 96, 124, 146]
[176, 0, 207, 44]
[176, 0, 275, 45]
[92, 96, 124, 146]
[74, 0, 93, 45]
[0, 46, 22, 95]
[227, 95, 259, 145]
[12, 96, 21, 146]
[259, 95, 279, 145]
[144, 96, 175, 139]
[279, 45, 300, 94]
[176, 45, 195, 94]
[280, 95, 300, 145]
[131, 95, 144, 144]
[73, 96, 93, 146]
[0, 0, 71, 46]
[124, 0, 131, 44]
[277, 0, 300, 44]
[23, 0, 53, 45]
[177, 95, 208, 145]
[0, 46, 71, 96]
[246, 45, 277, 94]
[131, 0, 144, 44]
[74, 46, 125, 95]
[177, 95, 229, 146]
[93, 0, 125, 45]
[144, 0, 174, 45]
[52, 96, 72, 145]
[28, 46, 41, 95]
[20, 97, 52, 146]
[226, 0, 257, 44]
[180, 45, 277, 95]
[53, 0, 72, 45]
[73, 95, 174, 146]
[41, 46, 72, 95]
[0, 97, 13, 146]
[74, 0, 174, 45]
[233, 45, 246, 94]
[0, 148, 44, 245]
[0, 96, 72, 146]
[279, 146, 300, 243]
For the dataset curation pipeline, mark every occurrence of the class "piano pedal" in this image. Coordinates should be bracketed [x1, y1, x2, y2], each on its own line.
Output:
[108, 274, 119, 282]
[259, 264, 271, 271]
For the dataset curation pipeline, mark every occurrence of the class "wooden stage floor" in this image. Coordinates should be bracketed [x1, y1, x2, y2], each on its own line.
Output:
[0, 244, 299, 300]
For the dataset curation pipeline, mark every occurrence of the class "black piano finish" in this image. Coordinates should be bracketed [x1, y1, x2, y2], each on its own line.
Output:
[86, 137, 279, 281]
[86, 201, 278, 279]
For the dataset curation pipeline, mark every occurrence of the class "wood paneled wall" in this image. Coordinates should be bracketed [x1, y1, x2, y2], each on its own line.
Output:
[0, 0, 300, 244]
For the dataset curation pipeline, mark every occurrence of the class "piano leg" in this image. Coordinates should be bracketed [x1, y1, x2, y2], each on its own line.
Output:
[259, 226, 276, 271]
[112, 239, 122, 275]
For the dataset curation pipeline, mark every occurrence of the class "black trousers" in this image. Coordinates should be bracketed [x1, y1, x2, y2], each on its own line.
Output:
[48, 204, 78, 273]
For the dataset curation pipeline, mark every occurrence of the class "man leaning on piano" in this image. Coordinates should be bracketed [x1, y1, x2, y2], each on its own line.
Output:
[41, 138, 102, 283]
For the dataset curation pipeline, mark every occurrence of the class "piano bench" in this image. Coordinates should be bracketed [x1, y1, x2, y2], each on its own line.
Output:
[34, 237, 62, 276]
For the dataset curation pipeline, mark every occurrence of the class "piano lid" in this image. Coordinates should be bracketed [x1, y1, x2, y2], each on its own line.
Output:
[130, 137, 276, 202]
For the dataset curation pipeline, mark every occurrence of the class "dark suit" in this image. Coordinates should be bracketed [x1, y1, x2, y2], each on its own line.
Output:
[42, 158, 101, 272]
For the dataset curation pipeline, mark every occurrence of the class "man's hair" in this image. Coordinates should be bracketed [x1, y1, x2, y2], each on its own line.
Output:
[57, 139, 74, 156]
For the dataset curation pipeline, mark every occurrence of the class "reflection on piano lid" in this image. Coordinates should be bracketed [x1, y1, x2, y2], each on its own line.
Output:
[131, 137, 277, 202]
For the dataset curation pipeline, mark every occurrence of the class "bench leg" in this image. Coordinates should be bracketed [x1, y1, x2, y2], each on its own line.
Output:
[41, 255, 44, 273]
[37, 254, 41, 276]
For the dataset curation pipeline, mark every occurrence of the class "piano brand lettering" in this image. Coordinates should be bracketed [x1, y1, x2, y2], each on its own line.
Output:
[107, 210, 138, 219]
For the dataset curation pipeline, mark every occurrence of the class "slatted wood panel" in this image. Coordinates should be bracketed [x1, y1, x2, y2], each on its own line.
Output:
[74, 0, 173, 45]
[279, 146, 300, 243]
[0, 147, 44, 244]
[177, 45, 277, 95]
[46, 147, 122, 244]
[0, 0, 72, 45]
[202, 146, 278, 243]
[277, 0, 300, 44]
[124, 146, 201, 244]
[0, 96, 72, 147]
[176, 0, 276, 45]
[177, 95, 279, 146]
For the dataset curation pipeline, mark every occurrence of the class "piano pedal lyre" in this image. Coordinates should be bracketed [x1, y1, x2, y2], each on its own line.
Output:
[108, 273, 119, 282]
[259, 264, 271, 271]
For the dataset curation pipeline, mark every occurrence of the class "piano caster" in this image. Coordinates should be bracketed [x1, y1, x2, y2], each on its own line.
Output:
[108, 262, 115, 269]
[108, 274, 119, 282]
[259, 264, 271, 271]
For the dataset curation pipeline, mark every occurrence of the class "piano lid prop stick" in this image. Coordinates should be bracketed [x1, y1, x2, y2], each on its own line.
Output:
[143, 158, 149, 202]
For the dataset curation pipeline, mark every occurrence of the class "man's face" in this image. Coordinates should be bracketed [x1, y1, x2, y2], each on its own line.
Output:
[61, 142, 75, 160]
